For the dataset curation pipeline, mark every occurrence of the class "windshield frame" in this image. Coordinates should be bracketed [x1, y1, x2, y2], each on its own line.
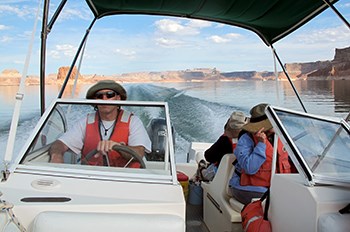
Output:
[14, 99, 178, 185]
[266, 105, 350, 188]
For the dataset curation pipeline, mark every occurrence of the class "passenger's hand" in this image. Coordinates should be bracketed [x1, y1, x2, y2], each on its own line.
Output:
[255, 127, 267, 143]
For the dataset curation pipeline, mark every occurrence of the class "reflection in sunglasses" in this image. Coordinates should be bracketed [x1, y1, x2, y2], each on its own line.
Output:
[95, 91, 118, 99]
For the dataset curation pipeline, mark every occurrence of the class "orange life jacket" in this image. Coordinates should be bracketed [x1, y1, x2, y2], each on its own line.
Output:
[81, 110, 140, 168]
[228, 136, 238, 151]
[232, 142, 237, 151]
[240, 135, 292, 187]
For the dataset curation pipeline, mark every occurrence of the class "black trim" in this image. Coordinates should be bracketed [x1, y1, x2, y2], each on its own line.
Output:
[250, 114, 268, 123]
[339, 203, 350, 214]
[206, 193, 222, 214]
[266, 106, 312, 181]
[234, 169, 241, 177]
[21, 197, 71, 203]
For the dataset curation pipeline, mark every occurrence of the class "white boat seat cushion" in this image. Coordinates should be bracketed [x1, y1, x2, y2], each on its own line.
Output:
[229, 197, 244, 212]
[31, 211, 184, 232]
[226, 155, 244, 212]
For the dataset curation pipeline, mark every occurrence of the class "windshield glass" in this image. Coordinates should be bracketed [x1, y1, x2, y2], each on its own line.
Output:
[271, 107, 350, 185]
[20, 100, 174, 179]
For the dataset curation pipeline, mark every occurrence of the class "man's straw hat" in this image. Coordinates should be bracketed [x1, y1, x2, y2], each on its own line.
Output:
[242, 103, 272, 133]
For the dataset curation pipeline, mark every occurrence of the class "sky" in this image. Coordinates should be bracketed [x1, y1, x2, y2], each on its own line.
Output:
[0, 0, 350, 76]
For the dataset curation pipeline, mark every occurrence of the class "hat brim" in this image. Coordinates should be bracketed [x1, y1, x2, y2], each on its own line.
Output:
[86, 81, 127, 100]
[229, 121, 246, 130]
[242, 119, 273, 133]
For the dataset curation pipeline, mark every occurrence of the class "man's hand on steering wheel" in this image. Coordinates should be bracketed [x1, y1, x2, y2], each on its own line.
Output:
[95, 140, 126, 158]
[82, 143, 146, 168]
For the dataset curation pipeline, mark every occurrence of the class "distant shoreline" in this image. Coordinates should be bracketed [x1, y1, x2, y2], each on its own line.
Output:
[1, 75, 350, 87]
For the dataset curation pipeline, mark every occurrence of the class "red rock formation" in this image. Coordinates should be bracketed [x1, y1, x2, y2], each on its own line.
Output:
[0, 69, 21, 78]
[57, 66, 82, 80]
[282, 46, 350, 80]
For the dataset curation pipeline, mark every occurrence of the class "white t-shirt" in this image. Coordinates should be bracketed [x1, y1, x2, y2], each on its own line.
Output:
[59, 111, 152, 155]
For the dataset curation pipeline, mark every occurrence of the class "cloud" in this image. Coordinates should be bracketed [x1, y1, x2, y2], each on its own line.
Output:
[295, 26, 350, 44]
[155, 19, 192, 35]
[154, 18, 211, 36]
[0, 4, 33, 18]
[208, 35, 230, 43]
[207, 33, 242, 43]
[1, 3, 91, 23]
[153, 18, 214, 48]
[339, 2, 350, 8]
[0, 36, 12, 43]
[113, 48, 136, 59]
[48, 44, 77, 59]
[155, 37, 184, 47]
[226, 33, 241, 39]
[58, 8, 92, 21]
[187, 19, 212, 28]
[0, 25, 10, 30]
[48, 50, 60, 59]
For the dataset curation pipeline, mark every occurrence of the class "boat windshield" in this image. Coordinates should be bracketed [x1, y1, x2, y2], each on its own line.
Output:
[266, 106, 350, 187]
[19, 99, 176, 181]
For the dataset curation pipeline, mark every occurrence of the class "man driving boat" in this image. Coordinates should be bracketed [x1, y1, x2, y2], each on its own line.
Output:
[49, 80, 151, 167]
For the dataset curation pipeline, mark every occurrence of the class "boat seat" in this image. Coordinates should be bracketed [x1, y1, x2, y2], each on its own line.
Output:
[187, 142, 211, 163]
[229, 197, 244, 212]
[30, 211, 184, 232]
[201, 153, 244, 232]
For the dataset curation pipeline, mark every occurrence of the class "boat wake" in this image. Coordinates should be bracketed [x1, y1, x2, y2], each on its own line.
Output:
[0, 84, 243, 162]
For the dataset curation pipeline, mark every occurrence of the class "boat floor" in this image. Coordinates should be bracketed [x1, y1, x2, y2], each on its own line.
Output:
[186, 203, 209, 232]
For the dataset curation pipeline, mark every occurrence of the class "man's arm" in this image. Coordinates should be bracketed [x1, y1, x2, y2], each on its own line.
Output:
[128, 145, 145, 158]
[49, 140, 69, 163]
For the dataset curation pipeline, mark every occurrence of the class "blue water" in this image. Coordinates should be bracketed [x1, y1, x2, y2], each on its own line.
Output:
[1, 80, 349, 162]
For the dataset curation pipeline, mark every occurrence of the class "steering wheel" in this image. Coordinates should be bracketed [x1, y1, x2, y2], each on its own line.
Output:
[81, 144, 146, 168]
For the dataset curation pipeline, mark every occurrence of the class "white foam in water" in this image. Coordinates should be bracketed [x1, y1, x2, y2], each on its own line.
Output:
[1, 82, 348, 163]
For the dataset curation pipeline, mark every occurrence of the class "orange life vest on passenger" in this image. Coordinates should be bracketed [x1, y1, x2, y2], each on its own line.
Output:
[228, 136, 238, 151]
[240, 135, 292, 187]
[81, 110, 140, 168]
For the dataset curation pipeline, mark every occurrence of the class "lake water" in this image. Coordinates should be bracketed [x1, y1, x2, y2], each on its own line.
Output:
[1, 80, 350, 162]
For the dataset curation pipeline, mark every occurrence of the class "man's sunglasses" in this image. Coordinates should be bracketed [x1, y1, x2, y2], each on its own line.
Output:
[95, 91, 118, 99]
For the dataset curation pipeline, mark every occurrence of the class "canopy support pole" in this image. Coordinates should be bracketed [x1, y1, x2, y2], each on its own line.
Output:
[322, 0, 350, 30]
[39, 0, 68, 114]
[271, 45, 307, 113]
[39, 0, 50, 115]
[271, 47, 281, 105]
[58, 18, 97, 98]
[47, 0, 67, 31]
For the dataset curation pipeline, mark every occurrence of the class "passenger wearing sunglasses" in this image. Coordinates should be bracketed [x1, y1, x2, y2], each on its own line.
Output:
[50, 80, 151, 168]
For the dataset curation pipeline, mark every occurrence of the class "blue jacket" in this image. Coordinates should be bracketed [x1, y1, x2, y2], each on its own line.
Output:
[229, 133, 268, 193]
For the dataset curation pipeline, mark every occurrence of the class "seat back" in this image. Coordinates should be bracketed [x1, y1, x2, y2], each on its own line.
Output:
[209, 153, 236, 199]
[202, 153, 243, 230]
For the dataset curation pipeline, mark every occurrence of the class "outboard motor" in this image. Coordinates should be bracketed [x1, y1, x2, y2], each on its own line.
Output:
[146, 118, 174, 161]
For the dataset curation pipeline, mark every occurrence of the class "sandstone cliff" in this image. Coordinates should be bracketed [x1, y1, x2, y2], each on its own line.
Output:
[284, 46, 350, 80]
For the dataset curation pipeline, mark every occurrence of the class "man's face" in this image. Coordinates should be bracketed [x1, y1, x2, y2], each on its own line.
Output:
[94, 89, 121, 114]
[94, 89, 120, 100]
